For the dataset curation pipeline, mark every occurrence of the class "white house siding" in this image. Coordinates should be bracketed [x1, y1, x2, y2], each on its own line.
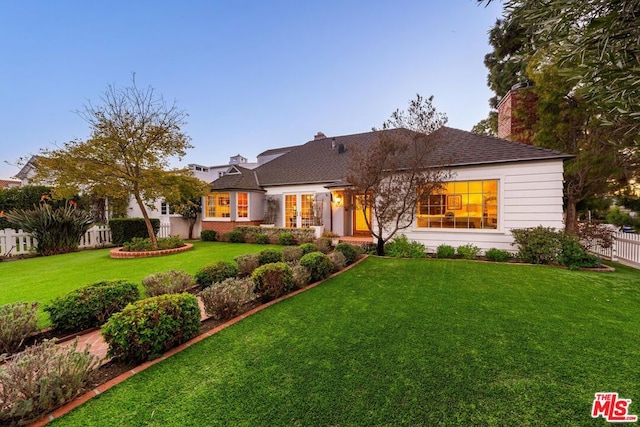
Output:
[404, 159, 566, 253]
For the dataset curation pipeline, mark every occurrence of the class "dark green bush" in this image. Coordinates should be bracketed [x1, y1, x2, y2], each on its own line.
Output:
[234, 253, 260, 277]
[251, 262, 294, 300]
[198, 278, 256, 321]
[101, 293, 201, 363]
[194, 260, 238, 287]
[44, 280, 139, 332]
[258, 248, 284, 265]
[278, 232, 296, 246]
[142, 270, 195, 297]
[0, 302, 39, 356]
[334, 242, 361, 265]
[485, 248, 512, 262]
[254, 233, 270, 244]
[0, 339, 99, 425]
[511, 226, 600, 268]
[122, 236, 153, 252]
[109, 217, 160, 246]
[228, 229, 245, 243]
[201, 229, 217, 241]
[157, 236, 185, 250]
[511, 226, 563, 264]
[384, 235, 426, 258]
[436, 244, 456, 259]
[299, 252, 334, 282]
[283, 246, 303, 263]
[558, 234, 601, 269]
[456, 243, 480, 260]
[299, 243, 318, 255]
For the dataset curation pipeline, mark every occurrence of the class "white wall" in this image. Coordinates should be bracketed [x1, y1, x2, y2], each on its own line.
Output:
[403, 160, 566, 253]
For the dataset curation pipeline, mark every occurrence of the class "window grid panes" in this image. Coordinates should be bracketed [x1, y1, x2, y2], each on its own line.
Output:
[417, 180, 498, 229]
[237, 193, 248, 218]
[206, 193, 230, 218]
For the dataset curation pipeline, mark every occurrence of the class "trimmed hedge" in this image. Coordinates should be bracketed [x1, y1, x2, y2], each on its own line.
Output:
[44, 280, 139, 332]
[258, 248, 284, 265]
[234, 226, 314, 244]
[101, 293, 201, 363]
[194, 260, 238, 287]
[299, 252, 334, 282]
[200, 230, 217, 241]
[334, 242, 360, 265]
[109, 217, 160, 246]
[251, 262, 294, 300]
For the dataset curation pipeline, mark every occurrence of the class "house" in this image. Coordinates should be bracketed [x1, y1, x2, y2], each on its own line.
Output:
[0, 179, 21, 190]
[202, 126, 571, 252]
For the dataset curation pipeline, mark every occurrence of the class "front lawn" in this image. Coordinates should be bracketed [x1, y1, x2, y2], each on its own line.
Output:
[51, 258, 640, 425]
[0, 241, 278, 326]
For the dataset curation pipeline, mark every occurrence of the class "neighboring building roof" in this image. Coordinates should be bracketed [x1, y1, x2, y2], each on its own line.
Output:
[0, 179, 21, 189]
[257, 145, 301, 158]
[209, 165, 264, 192]
[253, 126, 572, 187]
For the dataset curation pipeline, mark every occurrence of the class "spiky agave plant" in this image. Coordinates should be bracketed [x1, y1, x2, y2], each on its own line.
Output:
[5, 201, 94, 256]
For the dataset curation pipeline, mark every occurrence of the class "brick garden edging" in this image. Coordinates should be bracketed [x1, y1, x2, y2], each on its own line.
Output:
[29, 255, 368, 426]
[109, 243, 194, 259]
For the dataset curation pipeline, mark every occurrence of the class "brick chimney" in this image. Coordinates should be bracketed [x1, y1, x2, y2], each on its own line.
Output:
[497, 83, 537, 144]
[314, 132, 327, 140]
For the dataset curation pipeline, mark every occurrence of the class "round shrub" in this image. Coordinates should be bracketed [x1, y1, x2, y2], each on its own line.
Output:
[258, 248, 284, 265]
[328, 251, 347, 272]
[195, 260, 238, 287]
[334, 242, 360, 265]
[292, 265, 311, 289]
[283, 246, 303, 263]
[201, 229, 217, 241]
[198, 278, 256, 321]
[278, 232, 296, 246]
[384, 235, 426, 258]
[299, 243, 318, 255]
[299, 252, 334, 282]
[102, 293, 201, 363]
[142, 270, 195, 297]
[44, 280, 140, 332]
[234, 253, 260, 277]
[436, 244, 456, 259]
[485, 248, 512, 262]
[228, 229, 245, 243]
[254, 233, 270, 244]
[251, 262, 294, 300]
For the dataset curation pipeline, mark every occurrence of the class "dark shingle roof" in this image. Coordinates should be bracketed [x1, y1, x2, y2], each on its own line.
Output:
[254, 127, 572, 187]
[210, 166, 264, 192]
[257, 145, 301, 157]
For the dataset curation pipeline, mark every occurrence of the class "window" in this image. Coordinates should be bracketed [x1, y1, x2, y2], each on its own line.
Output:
[161, 202, 175, 215]
[205, 192, 230, 218]
[237, 193, 248, 218]
[417, 180, 498, 229]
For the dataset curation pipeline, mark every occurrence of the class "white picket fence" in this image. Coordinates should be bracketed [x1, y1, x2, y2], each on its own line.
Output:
[1, 223, 172, 257]
[589, 231, 640, 268]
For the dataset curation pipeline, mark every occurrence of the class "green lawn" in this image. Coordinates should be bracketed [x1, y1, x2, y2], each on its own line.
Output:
[0, 241, 277, 326]
[51, 257, 640, 426]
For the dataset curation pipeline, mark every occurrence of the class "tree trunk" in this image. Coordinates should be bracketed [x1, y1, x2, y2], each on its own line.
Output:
[376, 236, 385, 256]
[565, 198, 579, 235]
[133, 191, 158, 248]
[188, 218, 195, 240]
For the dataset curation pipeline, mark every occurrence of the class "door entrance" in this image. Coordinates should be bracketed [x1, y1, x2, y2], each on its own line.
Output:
[284, 193, 314, 228]
[353, 194, 372, 235]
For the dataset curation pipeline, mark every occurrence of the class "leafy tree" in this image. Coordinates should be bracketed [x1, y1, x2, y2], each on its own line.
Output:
[481, 0, 640, 138]
[528, 59, 626, 233]
[346, 94, 450, 256]
[32, 77, 199, 248]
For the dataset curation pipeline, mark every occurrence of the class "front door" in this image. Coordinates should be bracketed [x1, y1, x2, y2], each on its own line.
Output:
[353, 193, 372, 234]
[284, 193, 314, 228]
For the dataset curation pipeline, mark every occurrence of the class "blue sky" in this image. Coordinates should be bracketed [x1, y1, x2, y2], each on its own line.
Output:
[0, 1, 504, 180]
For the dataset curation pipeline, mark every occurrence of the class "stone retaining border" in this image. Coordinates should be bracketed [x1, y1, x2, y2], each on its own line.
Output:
[109, 243, 194, 259]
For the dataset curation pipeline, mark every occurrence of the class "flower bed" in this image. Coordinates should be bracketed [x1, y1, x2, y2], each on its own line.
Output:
[110, 243, 193, 259]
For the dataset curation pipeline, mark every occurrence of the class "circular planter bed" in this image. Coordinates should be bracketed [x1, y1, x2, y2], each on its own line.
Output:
[110, 243, 193, 259]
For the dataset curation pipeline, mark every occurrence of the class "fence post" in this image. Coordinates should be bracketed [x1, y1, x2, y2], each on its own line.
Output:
[611, 233, 618, 262]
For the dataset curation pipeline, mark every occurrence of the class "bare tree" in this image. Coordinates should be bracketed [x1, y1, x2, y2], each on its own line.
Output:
[346, 94, 450, 255]
[34, 76, 204, 247]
